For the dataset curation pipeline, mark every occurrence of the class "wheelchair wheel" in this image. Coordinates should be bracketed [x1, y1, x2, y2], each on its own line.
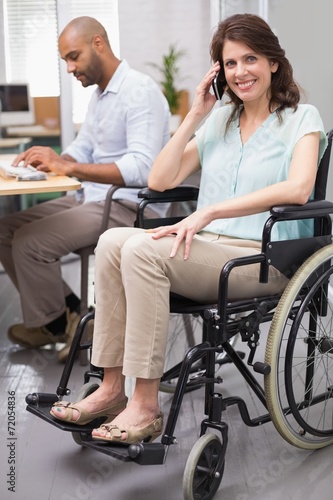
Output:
[182, 434, 224, 500]
[71, 381, 100, 445]
[265, 245, 333, 449]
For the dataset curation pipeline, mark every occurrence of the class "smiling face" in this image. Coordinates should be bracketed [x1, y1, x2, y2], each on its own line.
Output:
[222, 39, 278, 107]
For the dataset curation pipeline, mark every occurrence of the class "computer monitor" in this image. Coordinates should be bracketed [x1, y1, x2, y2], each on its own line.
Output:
[0, 83, 35, 127]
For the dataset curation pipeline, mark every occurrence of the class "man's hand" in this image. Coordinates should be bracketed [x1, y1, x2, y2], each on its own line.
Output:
[12, 146, 73, 175]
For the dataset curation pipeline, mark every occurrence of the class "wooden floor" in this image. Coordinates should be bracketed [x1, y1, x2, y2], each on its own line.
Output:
[0, 257, 333, 500]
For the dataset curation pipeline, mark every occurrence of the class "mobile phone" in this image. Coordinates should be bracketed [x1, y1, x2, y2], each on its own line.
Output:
[212, 71, 227, 100]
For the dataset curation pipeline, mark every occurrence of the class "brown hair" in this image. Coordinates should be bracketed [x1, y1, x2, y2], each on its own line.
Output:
[210, 13, 300, 125]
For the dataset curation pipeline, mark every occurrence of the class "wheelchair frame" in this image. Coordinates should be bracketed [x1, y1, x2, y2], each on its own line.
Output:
[26, 130, 333, 499]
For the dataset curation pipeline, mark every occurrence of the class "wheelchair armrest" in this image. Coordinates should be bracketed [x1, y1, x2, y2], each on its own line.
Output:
[260, 199, 333, 283]
[136, 186, 199, 229]
[138, 186, 199, 203]
[270, 199, 333, 220]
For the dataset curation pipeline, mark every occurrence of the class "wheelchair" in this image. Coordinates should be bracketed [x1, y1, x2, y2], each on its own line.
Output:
[26, 129, 333, 500]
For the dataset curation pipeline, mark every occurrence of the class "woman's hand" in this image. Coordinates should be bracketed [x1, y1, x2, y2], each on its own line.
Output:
[148, 207, 213, 260]
[189, 61, 221, 119]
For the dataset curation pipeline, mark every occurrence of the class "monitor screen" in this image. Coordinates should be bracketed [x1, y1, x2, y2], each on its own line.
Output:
[0, 84, 35, 127]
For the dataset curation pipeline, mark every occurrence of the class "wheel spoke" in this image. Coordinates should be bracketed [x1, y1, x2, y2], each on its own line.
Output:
[265, 246, 333, 449]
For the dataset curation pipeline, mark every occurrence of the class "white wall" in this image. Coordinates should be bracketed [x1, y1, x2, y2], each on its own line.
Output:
[0, 5, 5, 81]
[269, 0, 332, 130]
[268, 0, 333, 200]
[118, 0, 212, 104]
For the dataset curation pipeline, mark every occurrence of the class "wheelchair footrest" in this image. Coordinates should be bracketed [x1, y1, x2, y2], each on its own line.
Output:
[26, 395, 167, 465]
[82, 439, 167, 465]
[26, 397, 110, 433]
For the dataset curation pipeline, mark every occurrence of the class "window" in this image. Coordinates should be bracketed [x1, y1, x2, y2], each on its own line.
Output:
[3, 0, 119, 123]
[3, 0, 59, 96]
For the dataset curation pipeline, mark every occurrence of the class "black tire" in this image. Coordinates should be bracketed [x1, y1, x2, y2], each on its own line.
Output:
[71, 382, 100, 445]
[183, 434, 224, 500]
[265, 245, 333, 449]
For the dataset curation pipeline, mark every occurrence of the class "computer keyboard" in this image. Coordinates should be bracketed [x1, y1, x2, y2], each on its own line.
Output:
[0, 159, 37, 178]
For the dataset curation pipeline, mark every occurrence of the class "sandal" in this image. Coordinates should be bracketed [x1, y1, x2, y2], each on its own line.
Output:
[92, 411, 164, 445]
[50, 397, 128, 426]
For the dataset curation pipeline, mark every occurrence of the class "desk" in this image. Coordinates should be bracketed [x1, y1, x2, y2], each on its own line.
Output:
[6, 125, 61, 138]
[0, 137, 33, 153]
[6, 125, 61, 150]
[0, 154, 81, 200]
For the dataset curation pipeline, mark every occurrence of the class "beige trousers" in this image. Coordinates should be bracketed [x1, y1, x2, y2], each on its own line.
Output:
[92, 227, 288, 379]
[0, 196, 143, 327]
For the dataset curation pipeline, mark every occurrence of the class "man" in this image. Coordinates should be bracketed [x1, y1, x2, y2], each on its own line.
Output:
[0, 16, 170, 362]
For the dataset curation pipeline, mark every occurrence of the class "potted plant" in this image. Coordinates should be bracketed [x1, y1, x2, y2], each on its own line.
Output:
[149, 44, 186, 132]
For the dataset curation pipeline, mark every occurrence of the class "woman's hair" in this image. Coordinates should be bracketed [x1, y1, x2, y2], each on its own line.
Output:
[210, 13, 300, 125]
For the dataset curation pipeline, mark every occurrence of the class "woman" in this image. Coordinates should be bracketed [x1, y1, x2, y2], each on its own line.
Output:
[50, 13, 327, 444]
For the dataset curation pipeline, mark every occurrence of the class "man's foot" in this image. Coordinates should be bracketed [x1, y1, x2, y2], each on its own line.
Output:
[8, 323, 67, 348]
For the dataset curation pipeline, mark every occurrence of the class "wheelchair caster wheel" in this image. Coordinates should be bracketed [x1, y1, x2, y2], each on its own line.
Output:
[183, 434, 225, 500]
[71, 382, 100, 445]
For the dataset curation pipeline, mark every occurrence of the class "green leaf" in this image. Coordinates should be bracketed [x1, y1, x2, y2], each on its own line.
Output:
[147, 44, 185, 114]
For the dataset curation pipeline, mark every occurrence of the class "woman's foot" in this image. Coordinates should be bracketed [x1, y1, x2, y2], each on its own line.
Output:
[50, 398, 128, 426]
[91, 401, 163, 444]
[50, 385, 127, 425]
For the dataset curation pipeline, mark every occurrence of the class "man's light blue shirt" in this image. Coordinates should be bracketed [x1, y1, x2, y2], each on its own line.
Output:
[63, 60, 170, 204]
[195, 104, 328, 241]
